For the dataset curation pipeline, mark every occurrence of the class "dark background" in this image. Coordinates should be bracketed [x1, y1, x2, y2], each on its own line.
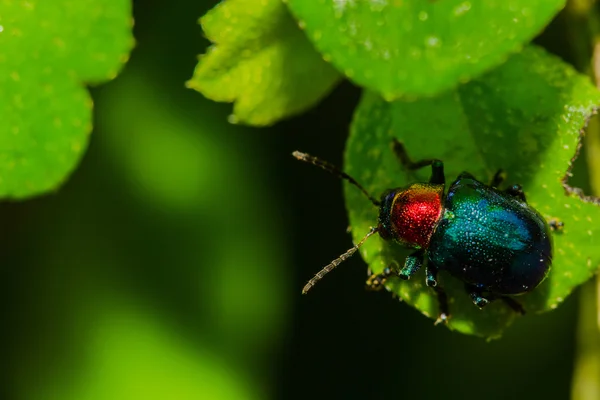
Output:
[1, 1, 591, 399]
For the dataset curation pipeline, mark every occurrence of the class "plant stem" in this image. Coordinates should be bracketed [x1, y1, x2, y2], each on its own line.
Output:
[565, 1, 600, 399]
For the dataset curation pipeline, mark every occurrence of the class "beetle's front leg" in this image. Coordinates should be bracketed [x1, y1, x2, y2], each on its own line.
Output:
[366, 266, 395, 291]
[391, 139, 445, 185]
[366, 250, 424, 290]
[399, 249, 424, 280]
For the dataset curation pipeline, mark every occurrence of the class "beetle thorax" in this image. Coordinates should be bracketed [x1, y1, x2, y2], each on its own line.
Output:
[378, 183, 444, 248]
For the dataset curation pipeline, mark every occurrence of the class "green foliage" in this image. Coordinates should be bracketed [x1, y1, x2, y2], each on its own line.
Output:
[0, 0, 133, 198]
[286, 0, 565, 98]
[188, 0, 600, 338]
[37, 302, 259, 400]
[18, 70, 287, 400]
[345, 46, 600, 338]
[187, 0, 341, 126]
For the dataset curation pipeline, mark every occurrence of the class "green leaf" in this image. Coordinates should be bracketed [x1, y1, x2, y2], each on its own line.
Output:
[37, 301, 261, 400]
[187, 0, 341, 126]
[0, 0, 133, 199]
[286, 0, 565, 99]
[345, 46, 600, 339]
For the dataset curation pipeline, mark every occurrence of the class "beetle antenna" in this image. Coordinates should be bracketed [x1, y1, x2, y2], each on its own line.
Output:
[293, 151, 381, 206]
[302, 226, 378, 294]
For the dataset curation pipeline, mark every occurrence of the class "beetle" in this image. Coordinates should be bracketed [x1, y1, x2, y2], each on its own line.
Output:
[294, 139, 561, 322]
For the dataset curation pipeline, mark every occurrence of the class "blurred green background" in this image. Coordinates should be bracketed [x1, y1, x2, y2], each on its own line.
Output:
[2, 1, 594, 399]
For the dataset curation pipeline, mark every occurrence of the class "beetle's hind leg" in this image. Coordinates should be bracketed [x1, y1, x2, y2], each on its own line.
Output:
[490, 169, 506, 188]
[500, 296, 525, 315]
[467, 288, 491, 308]
[504, 184, 527, 202]
[549, 218, 565, 232]
[489, 169, 527, 202]
[466, 285, 525, 314]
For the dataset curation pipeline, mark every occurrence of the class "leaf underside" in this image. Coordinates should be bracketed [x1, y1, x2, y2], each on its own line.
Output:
[345, 46, 600, 339]
[187, 0, 341, 126]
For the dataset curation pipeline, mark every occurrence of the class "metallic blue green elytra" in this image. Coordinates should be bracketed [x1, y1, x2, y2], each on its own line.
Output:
[427, 173, 552, 296]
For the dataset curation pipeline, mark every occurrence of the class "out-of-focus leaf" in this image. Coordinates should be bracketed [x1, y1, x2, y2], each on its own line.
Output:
[100, 72, 289, 363]
[19, 71, 288, 400]
[187, 0, 341, 126]
[34, 302, 260, 400]
[0, 0, 133, 198]
[286, 0, 564, 99]
[345, 46, 600, 338]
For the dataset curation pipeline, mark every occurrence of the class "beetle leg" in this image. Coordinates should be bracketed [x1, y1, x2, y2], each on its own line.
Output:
[366, 250, 424, 290]
[399, 250, 424, 280]
[392, 139, 435, 170]
[366, 266, 395, 291]
[426, 263, 449, 324]
[425, 262, 439, 287]
[490, 169, 506, 188]
[505, 184, 527, 202]
[549, 218, 565, 232]
[466, 285, 492, 308]
[433, 287, 449, 325]
[457, 171, 477, 180]
[466, 285, 526, 314]
[428, 160, 445, 185]
[500, 296, 526, 315]
[391, 139, 445, 185]
[488, 170, 527, 202]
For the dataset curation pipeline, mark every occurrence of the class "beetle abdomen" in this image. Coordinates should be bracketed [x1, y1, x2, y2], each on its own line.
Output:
[427, 177, 552, 295]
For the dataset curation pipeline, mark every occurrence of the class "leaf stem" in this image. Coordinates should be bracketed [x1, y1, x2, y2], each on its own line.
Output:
[566, 1, 600, 399]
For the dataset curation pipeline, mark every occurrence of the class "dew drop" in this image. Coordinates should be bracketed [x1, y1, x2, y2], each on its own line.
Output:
[334, 0, 353, 15]
[425, 35, 441, 48]
[418, 11, 428, 21]
[453, 1, 471, 17]
[409, 47, 421, 58]
[227, 114, 239, 124]
[370, 0, 387, 12]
